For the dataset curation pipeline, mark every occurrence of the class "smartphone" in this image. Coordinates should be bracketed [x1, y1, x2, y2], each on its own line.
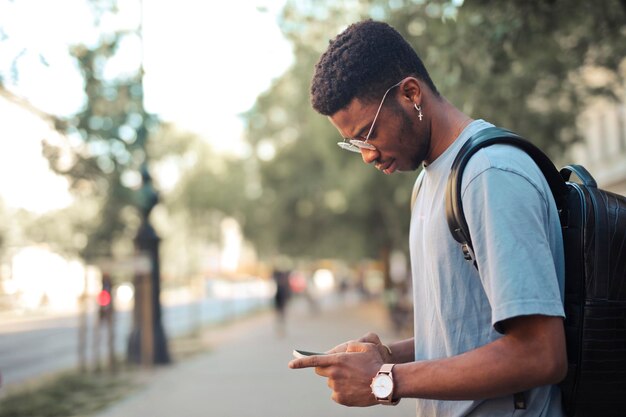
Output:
[292, 349, 326, 359]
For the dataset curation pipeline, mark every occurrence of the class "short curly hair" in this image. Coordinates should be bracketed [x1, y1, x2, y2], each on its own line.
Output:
[310, 20, 438, 116]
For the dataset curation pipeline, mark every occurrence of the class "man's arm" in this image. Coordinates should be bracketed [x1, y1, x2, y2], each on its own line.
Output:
[289, 314, 566, 406]
[394, 314, 567, 400]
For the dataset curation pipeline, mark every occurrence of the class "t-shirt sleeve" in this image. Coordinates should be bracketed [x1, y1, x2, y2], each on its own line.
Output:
[461, 165, 565, 333]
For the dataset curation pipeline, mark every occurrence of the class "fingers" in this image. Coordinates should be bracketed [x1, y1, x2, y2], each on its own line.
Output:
[346, 341, 377, 353]
[327, 342, 349, 354]
[326, 333, 383, 354]
[357, 332, 382, 345]
[289, 353, 335, 369]
[288, 344, 376, 369]
[356, 333, 392, 362]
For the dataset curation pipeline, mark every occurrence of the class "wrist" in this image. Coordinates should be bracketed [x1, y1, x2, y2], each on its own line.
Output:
[387, 339, 414, 364]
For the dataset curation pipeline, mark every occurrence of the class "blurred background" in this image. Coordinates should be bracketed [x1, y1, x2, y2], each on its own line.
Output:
[0, 0, 624, 415]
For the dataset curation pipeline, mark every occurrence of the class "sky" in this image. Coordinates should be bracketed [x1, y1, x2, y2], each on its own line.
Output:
[0, 0, 294, 212]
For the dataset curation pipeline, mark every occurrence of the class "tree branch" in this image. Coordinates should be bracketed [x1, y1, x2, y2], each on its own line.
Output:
[0, 84, 63, 129]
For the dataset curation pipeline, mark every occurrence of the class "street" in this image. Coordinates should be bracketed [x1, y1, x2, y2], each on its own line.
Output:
[0, 295, 269, 389]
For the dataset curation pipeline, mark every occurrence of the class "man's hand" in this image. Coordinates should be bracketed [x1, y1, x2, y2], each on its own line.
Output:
[326, 332, 393, 363]
[288, 342, 384, 407]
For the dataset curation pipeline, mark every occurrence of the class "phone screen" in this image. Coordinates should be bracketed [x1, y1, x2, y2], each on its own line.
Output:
[292, 349, 326, 358]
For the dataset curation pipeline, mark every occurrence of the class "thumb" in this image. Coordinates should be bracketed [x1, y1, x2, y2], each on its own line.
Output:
[357, 332, 382, 345]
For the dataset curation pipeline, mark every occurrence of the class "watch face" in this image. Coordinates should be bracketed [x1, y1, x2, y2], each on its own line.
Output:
[372, 374, 393, 398]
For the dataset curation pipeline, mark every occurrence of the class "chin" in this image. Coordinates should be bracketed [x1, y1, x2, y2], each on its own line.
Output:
[396, 162, 419, 173]
[405, 160, 422, 172]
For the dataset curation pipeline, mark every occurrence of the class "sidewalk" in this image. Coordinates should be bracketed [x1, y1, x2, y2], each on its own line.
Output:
[94, 295, 416, 417]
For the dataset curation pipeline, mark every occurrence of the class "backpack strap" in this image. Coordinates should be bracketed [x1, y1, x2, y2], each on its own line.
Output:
[560, 164, 597, 188]
[445, 126, 567, 264]
[444, 126, 568, 411]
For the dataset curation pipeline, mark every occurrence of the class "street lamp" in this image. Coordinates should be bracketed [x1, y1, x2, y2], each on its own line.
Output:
[127, 164, 170, 365]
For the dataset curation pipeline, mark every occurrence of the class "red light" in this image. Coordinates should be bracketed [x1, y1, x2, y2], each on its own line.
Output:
[289, 274, 307, 293]
[98, 290, 111, 307]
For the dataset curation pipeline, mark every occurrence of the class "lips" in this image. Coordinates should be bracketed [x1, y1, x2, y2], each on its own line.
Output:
[378, 159, 397, 175]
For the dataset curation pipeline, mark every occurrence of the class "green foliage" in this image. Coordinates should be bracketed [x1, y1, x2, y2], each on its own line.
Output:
[394, 0, 626, 153]
[21, 199, 97, 257]
[167, 141, 250, 242]
[0, 2, 161, 263]
[41, 33, 153, 261]
[241, 0, 626, 263]
[243, 9, 417, 261]
[3, 0, 624, 272]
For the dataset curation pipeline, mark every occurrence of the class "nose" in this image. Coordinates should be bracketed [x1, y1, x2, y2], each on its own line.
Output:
[360, 148, 380, 165]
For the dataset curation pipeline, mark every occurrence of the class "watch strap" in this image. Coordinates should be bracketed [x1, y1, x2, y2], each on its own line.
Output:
[379, 363, 395, 373]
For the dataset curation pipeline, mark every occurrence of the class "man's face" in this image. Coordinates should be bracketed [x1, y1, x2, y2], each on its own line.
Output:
[329, 88, 431, 174]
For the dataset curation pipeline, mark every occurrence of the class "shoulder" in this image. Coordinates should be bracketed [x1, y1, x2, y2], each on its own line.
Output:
[460, 142, 549, 202]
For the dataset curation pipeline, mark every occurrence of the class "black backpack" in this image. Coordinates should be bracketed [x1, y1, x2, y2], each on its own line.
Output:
[444, 127, 626, 417]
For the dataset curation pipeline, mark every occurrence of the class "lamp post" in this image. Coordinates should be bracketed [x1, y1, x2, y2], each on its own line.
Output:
[127, 164, 170, 365]
[126, 0, 169, 364]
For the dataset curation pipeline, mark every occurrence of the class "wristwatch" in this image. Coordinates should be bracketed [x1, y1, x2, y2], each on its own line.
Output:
[371, 363, 400, 405]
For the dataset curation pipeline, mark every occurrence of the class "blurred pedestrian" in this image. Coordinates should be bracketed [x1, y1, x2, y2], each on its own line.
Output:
[272, 266, 291, 336]
[289, 20, 566, 416]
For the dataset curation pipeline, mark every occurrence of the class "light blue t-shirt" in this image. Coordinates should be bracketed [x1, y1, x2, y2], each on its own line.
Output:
[409, 120, 565, 416]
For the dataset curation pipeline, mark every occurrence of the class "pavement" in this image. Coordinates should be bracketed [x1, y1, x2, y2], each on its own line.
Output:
[94, 294, 416, 417]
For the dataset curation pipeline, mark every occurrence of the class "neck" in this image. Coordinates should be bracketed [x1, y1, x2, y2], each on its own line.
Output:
[425, 97, 473, 165]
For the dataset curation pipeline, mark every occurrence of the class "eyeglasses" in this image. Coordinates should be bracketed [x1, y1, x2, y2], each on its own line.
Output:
[337, 80, 403, 153]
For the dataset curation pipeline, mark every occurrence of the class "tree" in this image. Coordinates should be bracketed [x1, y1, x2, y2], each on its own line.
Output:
[0, 1, 152, 264]
[41, 36, 151, 262]
[241, 0, 626, 268]
[393, 0, 626, 154]
[243, 4, 416, 268]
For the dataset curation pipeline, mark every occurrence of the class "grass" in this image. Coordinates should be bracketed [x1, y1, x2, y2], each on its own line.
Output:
[0, 370, 137, 417]
[0, 332, 213, 417]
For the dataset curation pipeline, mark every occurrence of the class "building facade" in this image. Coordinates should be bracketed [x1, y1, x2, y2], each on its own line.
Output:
[568, 96, 626, 195]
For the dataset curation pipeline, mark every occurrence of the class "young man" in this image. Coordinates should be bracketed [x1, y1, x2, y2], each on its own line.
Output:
[288, 20, 568, 416]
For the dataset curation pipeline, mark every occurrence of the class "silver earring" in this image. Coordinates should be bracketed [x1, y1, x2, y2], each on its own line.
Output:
[414, 104, 423, 121]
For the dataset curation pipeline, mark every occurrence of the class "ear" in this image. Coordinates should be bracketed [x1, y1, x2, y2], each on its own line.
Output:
[400, 77, 423, 106]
